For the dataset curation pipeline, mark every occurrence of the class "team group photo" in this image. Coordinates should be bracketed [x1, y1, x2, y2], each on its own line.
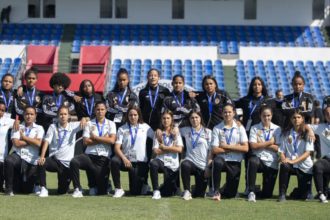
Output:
[0, 0, 329, 219]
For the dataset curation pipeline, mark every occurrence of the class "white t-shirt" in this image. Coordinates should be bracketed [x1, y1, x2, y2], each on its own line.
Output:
[211, 120, 248, 162]
[44, 122, 81, 167]
[249, 122, 281, 170]
[279, 129, 314, 174]
[83, 119, 116, 158]
[0, 117, 14, 162]
[11, 122, 45, 165]
[309, 124, 330, 159]
[180, 126, 212, 170]
[153, 132, 183, 172]
[116, 123, 154, 162]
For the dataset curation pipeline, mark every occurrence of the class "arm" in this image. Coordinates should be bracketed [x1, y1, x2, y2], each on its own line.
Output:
[288, 151, 311, 164]
[12, 138, 28, 148]
[158, 143, 183, 153]
[20, 130, 42, 147]
[83, 133, 116, 146]
[38, 140, 49, 165]
[220, 141, 249, 153]
[114, 143, 132, 168]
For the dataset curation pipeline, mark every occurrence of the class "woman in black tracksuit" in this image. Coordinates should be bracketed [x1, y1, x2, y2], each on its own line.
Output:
[139, 68, 170, 130]
[162, 74, 199, 128]
[106, 68, 139, 129]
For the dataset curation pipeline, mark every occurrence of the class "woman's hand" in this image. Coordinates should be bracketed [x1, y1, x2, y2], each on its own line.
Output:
[123, 157, 132, 168]
[38, 157, 46, 166]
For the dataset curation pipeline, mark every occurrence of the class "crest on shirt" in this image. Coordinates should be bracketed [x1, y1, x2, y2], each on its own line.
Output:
[324, 129, 330, 138]
[257, 129, 263, 137]
[288, 135, 293, 144]
[35, 96, 40, 103]
[214, 98, 220, 104]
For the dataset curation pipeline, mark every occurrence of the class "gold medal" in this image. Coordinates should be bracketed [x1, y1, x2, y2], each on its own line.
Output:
[288, 136, 293, 144]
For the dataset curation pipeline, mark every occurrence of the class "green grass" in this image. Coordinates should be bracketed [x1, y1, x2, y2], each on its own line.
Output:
[0, 167, 329, 220]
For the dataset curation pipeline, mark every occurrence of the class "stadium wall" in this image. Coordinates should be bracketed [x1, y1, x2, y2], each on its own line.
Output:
[0, 0, 318, 26]
[0, 45, 26, 59]
[239, 46, 330, 62]
[110, 46, 218, 61]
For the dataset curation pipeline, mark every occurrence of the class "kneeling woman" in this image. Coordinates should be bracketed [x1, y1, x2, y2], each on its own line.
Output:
[4, 107, 44, 195]
[70, 101, 116, 197]
[247, 105, 281, 202]
[111, 106, 154, 198]
[278, 109, 314, 202]
[180, 110, 212, 200]
[150, 110, 183, 199]
[37, 106, 88, 197]
[211, 103, 249, 200]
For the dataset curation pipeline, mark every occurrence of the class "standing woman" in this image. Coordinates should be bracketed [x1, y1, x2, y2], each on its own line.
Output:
[139, 68, 170, 130]
[37, 106, 88, 197]
[111, 105, 154, 198]
[308, 105, 330, 203]
[278, 109, 314, 202]
[180, 110, 212, 200]
[162, 75, 200, 127]
[282, 71, 315, 126]
[211, 103, 249, 200]
[196, 75, 232, 130]
[150, 110, 183, 199]
[235, 76, 275, 132]
[69, 101, 116, 197]
[106, 68, 139, 128]
[73, 79, 104, 121]
[4, 106, 44, 195]
[247, 105, 281, 202]
[0, 101, 15, 191]
[42, 72, 75, 131]
[14, 68, 44, 123]
[0, 73, 15, 118]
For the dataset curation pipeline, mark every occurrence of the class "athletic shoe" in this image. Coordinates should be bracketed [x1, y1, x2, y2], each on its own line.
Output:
[34, 185, 41, 195]
[113, 188, 125, 198]
[72, 188, 83, 198]
[141, 184, 151, 195]
[319, 193, 329, 203]
[5, 190, 14, 196]
[39, 187, 49, 198]
[248, 192, 256, 202]
[305, 192, 314, 201]
[152, 190, 161, 200]
[89, 187, 97, 196]
[205, 189, 215, 197]
[182, 190, 192, 201]
[278, 194, 286, 202]
[212, 191, 221, 201]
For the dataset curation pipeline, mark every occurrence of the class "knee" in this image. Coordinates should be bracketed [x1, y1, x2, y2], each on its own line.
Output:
[150, 159, 159, 170]
[313, 161, 324, 174]
[213, 157, 224, 169]
[248, 156, 259, 168]
[69, 158, 79, 168]
[280, 163, 290, 172]
[180, 160, 190, 172]
[110, 156, 121, 169]
[4, 156, 14, 166]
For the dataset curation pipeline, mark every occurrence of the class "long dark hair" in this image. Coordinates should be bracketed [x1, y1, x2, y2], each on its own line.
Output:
[112, 68, 132, 93]
[281, 109, 307, 140]
[247, 76, 268, 98]
[159, 110, 175, 131]
[188, 110, 206, 128]
[79, 79, 95, 97]
[126, 105, 144, 124]
[202, 75, 219, 93]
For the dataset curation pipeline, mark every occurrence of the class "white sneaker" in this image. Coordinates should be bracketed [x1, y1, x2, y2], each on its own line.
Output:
[34, 185, 41, 195]
[152, 190, 161, 200]
[39, 187, 49, 198]
[113, 188, 125, 198]
[319, 193, 329, 203]
[89, 187, 97, 196]
[5, 191, 14, 196]
[182, 190, 192, 201]
[72, 188, 83, 198]
[248, 192, 256, 202]
[141, 184, 151, 195]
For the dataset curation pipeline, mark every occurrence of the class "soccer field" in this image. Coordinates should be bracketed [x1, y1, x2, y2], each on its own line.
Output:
[0, 170, 328, 220]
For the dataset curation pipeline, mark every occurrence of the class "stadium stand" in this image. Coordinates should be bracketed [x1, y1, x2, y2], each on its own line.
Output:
[71, 25, 327, 54]
[235, 59, 330, 101]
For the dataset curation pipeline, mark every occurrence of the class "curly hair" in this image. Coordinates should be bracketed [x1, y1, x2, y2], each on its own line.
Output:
[49, 72, 71, 89]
